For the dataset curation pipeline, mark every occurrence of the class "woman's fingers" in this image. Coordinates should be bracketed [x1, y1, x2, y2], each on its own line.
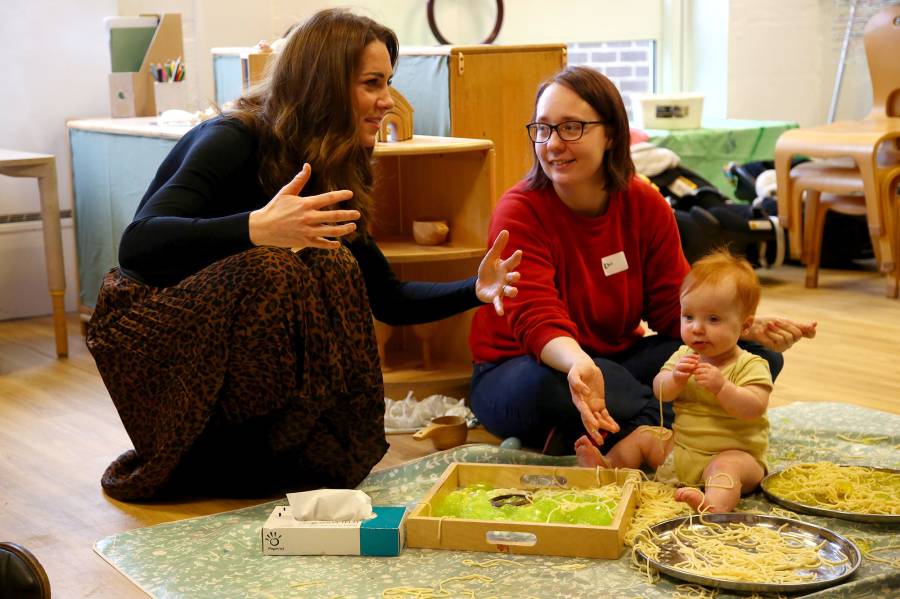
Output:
[502, 248, 523, 270]
[314, 222, 357, 238]
[304, 189, 355, 209]
[277, 163, 311, 197]
[307, 208, 360, 225]
[576, 399, 600, 430]
[486, 229, 510, 259]
[595, 409, 620, 433]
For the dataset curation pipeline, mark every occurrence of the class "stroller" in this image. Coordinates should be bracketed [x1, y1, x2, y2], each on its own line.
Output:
[724, 161, 874, 268]
[650, 164, 786, 266]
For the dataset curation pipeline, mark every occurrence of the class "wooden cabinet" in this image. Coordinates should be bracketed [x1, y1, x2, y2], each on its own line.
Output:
[393, 44, 567, 198]
[371, 135, 495, 400]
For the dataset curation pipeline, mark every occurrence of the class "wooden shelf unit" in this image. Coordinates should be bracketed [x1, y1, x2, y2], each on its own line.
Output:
[371, 136, 495, 399]
[395, 44, 567, 196]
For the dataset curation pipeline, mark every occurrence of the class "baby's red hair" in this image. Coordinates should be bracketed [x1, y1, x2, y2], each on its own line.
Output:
[681, 249, 761, 318]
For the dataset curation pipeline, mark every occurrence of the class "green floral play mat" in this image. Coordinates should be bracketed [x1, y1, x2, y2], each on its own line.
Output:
[95, 403, 899, 598]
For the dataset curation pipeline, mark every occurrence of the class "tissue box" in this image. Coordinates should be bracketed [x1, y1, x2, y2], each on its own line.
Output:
[632, 93, 704, 130]
[406, 463, 639, 559]
[262, 505, 407, 556]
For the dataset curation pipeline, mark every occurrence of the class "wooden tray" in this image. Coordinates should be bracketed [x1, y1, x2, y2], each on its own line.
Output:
[406, 462, 640, 559]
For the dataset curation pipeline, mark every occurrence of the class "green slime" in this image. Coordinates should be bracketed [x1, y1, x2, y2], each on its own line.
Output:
[432, 483, 618, 526]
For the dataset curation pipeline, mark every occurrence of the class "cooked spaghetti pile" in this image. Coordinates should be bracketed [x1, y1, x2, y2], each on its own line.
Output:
[431, 482, 621, 525]
[625, 480, 692, 547]
[766, 462, 900, 515]
[633, 517, 848, 584]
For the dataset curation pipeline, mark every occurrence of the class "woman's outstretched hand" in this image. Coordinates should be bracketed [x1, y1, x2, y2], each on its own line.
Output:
[744, 316, 817, 352]
[475, 229, 523, 316]
[568, 358, 620, 444]
[248, 163, 360, 250]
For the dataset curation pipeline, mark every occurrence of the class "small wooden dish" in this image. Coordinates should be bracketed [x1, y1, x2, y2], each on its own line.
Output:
[412, 220, 449, 245]
[412, 415, 467, 450]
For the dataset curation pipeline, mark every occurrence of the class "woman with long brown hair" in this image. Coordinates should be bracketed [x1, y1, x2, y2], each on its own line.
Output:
[88, 8, 521, 501]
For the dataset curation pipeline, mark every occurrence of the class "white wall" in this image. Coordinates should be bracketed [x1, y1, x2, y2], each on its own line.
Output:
[690, 0, 881, 126]
[116, 0, 663, 113]
[1, 0, 116, 316]
[687, 0, 730, 120]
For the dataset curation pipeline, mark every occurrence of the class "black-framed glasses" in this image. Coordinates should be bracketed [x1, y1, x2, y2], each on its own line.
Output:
[525, 120, 604, 143]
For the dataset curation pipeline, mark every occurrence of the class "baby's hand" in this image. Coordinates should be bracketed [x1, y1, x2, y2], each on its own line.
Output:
[693, 362, 725, 395]
[672, 353, 699, 384]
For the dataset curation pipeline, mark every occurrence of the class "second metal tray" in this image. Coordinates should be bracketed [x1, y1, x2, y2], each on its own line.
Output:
[761, 464, 900, 524]
[633, 512, 860, 593]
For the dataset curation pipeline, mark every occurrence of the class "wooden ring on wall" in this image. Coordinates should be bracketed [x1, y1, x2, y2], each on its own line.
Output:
[426, 0, 504, 45]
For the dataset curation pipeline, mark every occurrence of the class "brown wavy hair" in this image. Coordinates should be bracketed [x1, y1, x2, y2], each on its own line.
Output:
[524, 66, 634, 193]
[228, 9, 398, 233]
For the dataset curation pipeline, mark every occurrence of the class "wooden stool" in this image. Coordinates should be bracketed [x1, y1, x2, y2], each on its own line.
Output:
[0, 149, 68, 357]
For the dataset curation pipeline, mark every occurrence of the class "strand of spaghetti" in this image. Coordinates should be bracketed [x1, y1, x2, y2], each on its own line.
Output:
[436, 516, 447, 543]
[436, 574, 492, 597]
[705, 472, 735, 490]
[836, 432, 888, 445]
[461, 558, 523, 569]
[290, 581, 325, 590]
[673, 583, 720, 598]
[551, 562, 590, 571]
[847, 536, 900, 568]
[381, 587, 436, 598]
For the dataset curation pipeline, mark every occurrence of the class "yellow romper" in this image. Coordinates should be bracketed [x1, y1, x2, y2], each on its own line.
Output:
[662, 346, 773, 485]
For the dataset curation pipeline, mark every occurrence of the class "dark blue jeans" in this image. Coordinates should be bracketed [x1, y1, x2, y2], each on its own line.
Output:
[470, 336, 783, 453]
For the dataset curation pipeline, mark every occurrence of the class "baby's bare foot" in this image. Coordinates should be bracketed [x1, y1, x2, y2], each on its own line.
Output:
[574, 435, 611, 468]
[674, 486, 707, 511]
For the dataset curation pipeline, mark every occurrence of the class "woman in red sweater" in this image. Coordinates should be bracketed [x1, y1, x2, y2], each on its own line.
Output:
[468, 66, 815, 453]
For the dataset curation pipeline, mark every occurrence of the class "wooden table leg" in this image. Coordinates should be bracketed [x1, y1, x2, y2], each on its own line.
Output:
[36, 160, 68, 357]
[0, 157, 68, 357]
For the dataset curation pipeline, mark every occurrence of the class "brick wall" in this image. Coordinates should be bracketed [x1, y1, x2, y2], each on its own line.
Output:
[567, 40, 656, 121]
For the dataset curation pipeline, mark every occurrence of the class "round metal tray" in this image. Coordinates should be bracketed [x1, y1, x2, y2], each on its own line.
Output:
[634, 513, 861, 593]
[761, 464, 900, 524]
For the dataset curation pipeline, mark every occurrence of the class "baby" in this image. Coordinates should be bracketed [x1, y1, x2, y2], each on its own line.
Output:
[576, 249, 773, 512]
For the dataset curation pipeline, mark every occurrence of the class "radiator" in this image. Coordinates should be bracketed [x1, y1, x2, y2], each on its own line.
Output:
[0, 212, 78, 320]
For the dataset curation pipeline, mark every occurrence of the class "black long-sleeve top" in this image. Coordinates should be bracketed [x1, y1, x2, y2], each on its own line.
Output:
[118, 116, 479, 325]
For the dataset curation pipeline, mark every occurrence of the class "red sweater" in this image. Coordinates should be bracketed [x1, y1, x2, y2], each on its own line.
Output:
[469, 177, 690, 363]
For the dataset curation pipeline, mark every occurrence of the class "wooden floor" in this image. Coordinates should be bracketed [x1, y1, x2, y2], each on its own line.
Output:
[1, 264, 898, 598]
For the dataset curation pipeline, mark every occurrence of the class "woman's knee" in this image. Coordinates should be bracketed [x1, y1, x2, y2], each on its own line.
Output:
[470, 358, 569, 443]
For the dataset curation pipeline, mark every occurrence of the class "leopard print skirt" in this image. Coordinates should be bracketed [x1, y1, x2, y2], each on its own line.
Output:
[87, 246, 386, 501]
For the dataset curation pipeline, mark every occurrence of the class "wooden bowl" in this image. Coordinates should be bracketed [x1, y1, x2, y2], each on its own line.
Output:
[412, 415, 468, 450]
[412, 220, 449, 245]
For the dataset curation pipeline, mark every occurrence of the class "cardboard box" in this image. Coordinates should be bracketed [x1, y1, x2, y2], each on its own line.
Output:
[406, 463, 640, 559]
[261, 505, 407, 556]
[107, 13, 184, 117]
[633, 93, 704, 130]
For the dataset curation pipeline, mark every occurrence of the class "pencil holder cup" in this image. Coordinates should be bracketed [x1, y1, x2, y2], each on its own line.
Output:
[153, 81, 188, 115]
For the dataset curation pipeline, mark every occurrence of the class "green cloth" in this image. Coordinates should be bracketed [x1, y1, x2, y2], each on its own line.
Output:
[647, 119, 798, 200]
[94, 402, 899, 598]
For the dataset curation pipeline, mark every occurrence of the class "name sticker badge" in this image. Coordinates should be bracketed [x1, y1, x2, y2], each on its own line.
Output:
[602, 251, 628, 277]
